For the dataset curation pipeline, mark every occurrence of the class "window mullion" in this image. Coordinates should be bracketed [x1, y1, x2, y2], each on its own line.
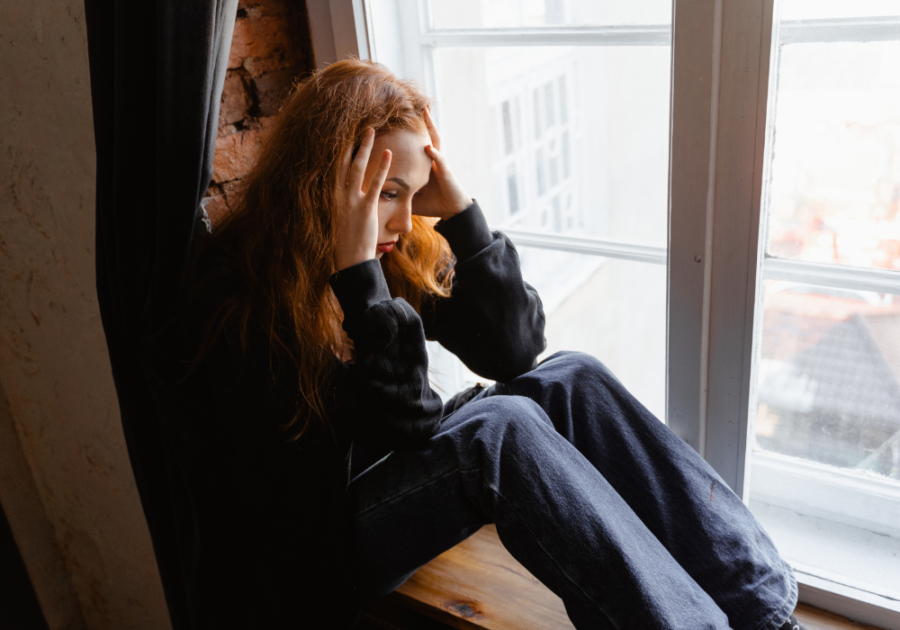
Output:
[420, 25, 670, 48]
[780, 15, 900, 44]
[501, 230, 666, 265]
[306, 0, 372, 68]
[763, 257, 900, 294]
[667, 0, 777, 498]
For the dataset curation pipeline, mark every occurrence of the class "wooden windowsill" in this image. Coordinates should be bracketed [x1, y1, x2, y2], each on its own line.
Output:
[358, 525, 886, 630]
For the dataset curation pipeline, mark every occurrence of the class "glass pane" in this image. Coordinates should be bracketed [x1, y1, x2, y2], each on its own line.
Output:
[517, 248, 667, 420]
[749, 281, 900, 599]
[754, 281, 900, 479]
[765, 40, 900, 270]
[434, 46, 670, 244]
[429, 0, 672, 29]
[750, 5, 900, 597]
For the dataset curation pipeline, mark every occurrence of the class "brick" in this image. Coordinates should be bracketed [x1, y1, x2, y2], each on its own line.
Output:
[242, 54, 292, 78]
[213, 0, 312, 189]
[219, 71, 252, 128]
[246, 116, 276, 131]
[228, 13, 293, 76]
[221, 179, 247, 195]
[212, 126, 271, 183]
[253, 68, 296, 117]
[217, 124, 239, 139]
[203, 194, 231, 228]
[228, 18, 251, 69]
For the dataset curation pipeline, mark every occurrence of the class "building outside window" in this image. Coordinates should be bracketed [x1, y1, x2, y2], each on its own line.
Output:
[308, 0, 900, 625]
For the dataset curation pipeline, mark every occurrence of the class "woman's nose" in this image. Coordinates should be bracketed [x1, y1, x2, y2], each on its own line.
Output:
[388, 200, 413, 235]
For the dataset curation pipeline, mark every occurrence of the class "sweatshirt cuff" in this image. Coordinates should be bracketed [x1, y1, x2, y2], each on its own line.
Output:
[434, 200, 494, 262]
[329, 259, 392, 318]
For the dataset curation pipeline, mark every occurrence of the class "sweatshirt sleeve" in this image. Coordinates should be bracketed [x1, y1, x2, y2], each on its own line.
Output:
[422, 201, 547, 382]
[329, 259, 444, 451]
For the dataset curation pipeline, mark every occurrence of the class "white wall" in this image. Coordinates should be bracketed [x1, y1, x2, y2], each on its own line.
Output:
[0, 1, 170, 628]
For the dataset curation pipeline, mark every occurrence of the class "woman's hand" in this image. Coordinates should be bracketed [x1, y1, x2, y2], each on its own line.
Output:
[413, 108, 473, 221]
[334, 128, 393, 272]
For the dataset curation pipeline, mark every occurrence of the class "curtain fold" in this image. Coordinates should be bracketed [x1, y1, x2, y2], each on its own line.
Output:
[84, 1, 238, 626]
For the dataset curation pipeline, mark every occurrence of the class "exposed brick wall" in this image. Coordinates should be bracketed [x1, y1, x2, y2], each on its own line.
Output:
[205, 0, 314, 225]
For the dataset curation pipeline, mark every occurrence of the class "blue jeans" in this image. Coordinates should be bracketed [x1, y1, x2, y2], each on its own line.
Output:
[345, 351, 797, 630]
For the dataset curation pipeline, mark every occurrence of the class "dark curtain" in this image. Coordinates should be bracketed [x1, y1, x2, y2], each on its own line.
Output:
[83, 1, 238, 626]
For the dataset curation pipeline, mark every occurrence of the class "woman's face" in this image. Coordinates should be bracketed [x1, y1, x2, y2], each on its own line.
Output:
[362, 128, 433, 257]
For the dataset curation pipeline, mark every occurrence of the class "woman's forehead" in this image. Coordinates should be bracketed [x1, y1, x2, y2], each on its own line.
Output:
[374, 127, 429, 151]
[373, 129, 432, 187]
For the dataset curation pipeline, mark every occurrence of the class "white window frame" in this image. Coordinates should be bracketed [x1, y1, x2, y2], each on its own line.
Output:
[307, 2, 900, 626]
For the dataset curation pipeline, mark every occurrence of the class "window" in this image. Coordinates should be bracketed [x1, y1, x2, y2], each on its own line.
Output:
[747, 1, 900, 620]
[307, 0, 900, 625]
[356, 0, 673, 417]
[492, 69, 576, 232]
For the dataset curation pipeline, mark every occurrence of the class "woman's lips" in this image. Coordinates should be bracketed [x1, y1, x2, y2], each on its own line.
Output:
[376, 242, 396, 253]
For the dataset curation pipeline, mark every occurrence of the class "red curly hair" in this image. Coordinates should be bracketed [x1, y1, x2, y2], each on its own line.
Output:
[201, 58, 454, 437]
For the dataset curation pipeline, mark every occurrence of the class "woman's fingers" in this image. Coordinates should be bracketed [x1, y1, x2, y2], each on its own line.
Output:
[364, 150, 392, 205]
[337, 142, 354, 192]
[422, 144, 472, 218]
[425, 144, 448, 174]
[423, 107, 441, 151]
[350, 127, 375, 190]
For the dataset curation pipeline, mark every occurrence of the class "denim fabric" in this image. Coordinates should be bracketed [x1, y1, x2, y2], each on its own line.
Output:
[345, 351, 797, 630]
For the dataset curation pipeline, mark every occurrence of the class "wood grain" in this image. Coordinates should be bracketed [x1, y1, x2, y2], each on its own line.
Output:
[390, 526, 886, 630]
[393, 525, 575, 630]
[795, 603, 886, 630]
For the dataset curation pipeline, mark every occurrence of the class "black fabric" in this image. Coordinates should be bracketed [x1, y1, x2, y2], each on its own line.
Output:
[0, 500, 49, 630]
[162, 201, 545, 627]
[329, 202, 547, 452]
[83, 1, 237, 627]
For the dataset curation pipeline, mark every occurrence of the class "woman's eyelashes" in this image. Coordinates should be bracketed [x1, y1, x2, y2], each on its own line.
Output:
[379, 189, 422, 202]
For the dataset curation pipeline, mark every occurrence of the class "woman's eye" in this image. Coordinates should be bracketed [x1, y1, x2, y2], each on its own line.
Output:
[380, 191, 398, 201]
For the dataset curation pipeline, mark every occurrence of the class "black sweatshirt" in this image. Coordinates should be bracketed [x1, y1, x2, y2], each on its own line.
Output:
[164, 201, 546, 628]
[330, 201, 546, 451]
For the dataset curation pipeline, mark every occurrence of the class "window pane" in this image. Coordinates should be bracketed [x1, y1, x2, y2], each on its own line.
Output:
[429, 0, 672, 29]
[544, 82, 555, 127]
[750, 6, 900, 596]
[749, 280, 900, 600]
[434, 46, 670, 243]
[754, 281, 900, 479]
[507, 164, 520, 213]
[558, 75, 568, 124]
[502, 100, 515, 154]
[535, 146, 546, 195]
[533, 87, 543, 137]
[765, 41, 900, 270]
[517, 247, 667, 419]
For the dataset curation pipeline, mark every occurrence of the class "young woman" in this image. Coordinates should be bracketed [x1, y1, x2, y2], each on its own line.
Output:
[178, 58, 805, 629]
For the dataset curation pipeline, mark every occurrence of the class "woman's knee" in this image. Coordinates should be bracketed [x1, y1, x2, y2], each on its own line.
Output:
[517, 351, 624, 401]
[461, 395, 550, 427]
[539, 350, 616, 381]
[452, 395, 554, 450]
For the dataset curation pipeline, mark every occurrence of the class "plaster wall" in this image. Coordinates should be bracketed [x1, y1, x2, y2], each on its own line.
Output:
[0, 1, 170, 628]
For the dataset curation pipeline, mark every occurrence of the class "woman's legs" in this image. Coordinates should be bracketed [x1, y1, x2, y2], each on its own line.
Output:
[480, 351, 798, 630]
[347, 395, 731, 629]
